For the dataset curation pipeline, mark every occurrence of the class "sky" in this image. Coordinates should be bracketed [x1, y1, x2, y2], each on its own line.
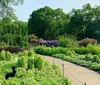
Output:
[14, 0, 100, 21]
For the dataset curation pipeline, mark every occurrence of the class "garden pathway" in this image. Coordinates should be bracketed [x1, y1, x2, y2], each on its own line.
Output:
[42, 55, 100, 85]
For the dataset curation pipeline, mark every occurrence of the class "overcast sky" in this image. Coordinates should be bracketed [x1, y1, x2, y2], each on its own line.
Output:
[14, 0, 100, 21]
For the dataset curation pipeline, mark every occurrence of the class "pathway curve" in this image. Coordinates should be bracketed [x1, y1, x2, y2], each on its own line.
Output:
[42, 55, 100, 85]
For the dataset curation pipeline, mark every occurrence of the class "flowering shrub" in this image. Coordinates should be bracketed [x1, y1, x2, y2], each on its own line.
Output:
[79, 38, 97, 47]
[29, 38, 59, 47]
[40, 40, 59, 47]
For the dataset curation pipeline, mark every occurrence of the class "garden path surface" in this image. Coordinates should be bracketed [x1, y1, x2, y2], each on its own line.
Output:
[41, 55, 100, 85]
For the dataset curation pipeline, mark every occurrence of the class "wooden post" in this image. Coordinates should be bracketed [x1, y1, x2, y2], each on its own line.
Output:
[53, 57, 54, 64]
[62, 64, 64, 77]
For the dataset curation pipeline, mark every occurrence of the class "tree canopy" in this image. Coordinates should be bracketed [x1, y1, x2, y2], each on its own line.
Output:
[28, 6, 70, 39]
[0, 0, 24, 20]
[68, 3, 100, 41]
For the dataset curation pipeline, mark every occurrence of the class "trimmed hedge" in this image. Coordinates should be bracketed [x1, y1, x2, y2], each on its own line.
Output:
[34, 45, 100, 55]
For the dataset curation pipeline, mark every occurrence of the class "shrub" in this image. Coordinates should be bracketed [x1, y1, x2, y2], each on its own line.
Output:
[66, 51, 73, 56]
[63, 56, 72, 61]
[79, 38, 97, 47]
[52, 64, 59, 69]
[90, 62, 100, 70]
[58, 35, 79, 48]
[53, 54, 65, 59]
[28, 50, 35, 57]
[0, 50, 5, 60]
[27, 57, 34, 69]
[23, 50, 28, 56]
[93, 55, 100, 63]
[62, 77, 72, 85]
[5, 51, 12, 61]
[34, 55, 44, 70]
[85, 54, 93, 61]
[16, 56, 28, 69]
[98, 54, 100, 58]
[1, 79, 20, 85]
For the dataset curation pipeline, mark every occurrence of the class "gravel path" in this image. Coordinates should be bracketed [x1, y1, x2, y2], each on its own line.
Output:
[42, 55, 100, 85]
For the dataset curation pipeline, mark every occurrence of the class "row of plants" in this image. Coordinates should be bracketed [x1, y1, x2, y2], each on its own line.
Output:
[53, 52, 100, 71]
[0, 50, 71, 85]
[34, 44, 100, 55]
[34, 46, 100, 71]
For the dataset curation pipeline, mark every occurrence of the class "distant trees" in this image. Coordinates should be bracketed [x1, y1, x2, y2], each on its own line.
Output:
[28, 4, 100, 42]
[0, 0, 29, 48]
[28, 6, 70, 39]
[67, 3, 100, 41]
[0, 18, 28, 48]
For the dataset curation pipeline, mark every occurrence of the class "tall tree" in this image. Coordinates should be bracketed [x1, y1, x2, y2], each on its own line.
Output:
[28, 6, 70, 39]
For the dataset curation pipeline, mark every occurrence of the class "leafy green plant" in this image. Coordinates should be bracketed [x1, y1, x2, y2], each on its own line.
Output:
[58, 35, 79, 48]
[34, 55, 44, 70]
[28, 50, 35, 57]
[27, 57, 34, 69]
[0, 50, 71, 85]
[5, 51, 12, 61]
[16, 56, 28, 69]
[0, 50, 6, 60]
[93, 55, 100, 63]
[66, 51, 74, 56]
[84, 54, 93, 61]
[90, 62, 100, 70]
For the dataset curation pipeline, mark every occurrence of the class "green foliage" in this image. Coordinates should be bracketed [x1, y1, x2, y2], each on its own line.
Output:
[53, 54, 65, 59]
[0, 50, 70, 85]
[28, 50, 35, 57]
[0, 50, 5, 60]
[28, 6, 70, 39]
[34, 46, 68, 56]
[5, 51, 12, 61]
[0, 20, 28, 48]
[52, 64, 59, 69]
[34, 55, 44, 70]
[58, 35, 79, 48]
[17, 50, 44, 70]
[67, 3, 100, 42]
[61, 77, 72, 85]
[35, 45, 100, 56]
[85, 54, 93, 61]
[27, 57, 34, 69]
[66, 51, 75, 56]
[93, 55, 100, 63]
[35, 46, 100, 71]
[90, 62, 100, 70]
[17, 56, 28, 69]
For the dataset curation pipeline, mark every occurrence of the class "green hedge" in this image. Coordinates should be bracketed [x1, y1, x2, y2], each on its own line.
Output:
[34, 45, 100, 55]
[34, 46, 100, 71]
